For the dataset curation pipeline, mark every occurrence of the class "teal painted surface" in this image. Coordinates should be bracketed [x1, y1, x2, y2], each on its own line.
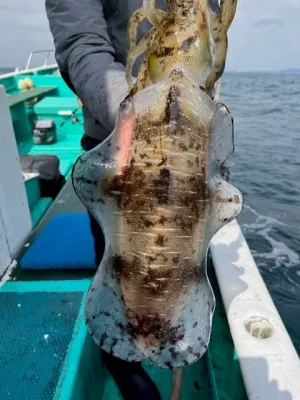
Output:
[0, 281, 104, 400]
[54, 300, 105, 400]
[10, 102, 32, 142]
[0, 76, 16, 93]
[55, 308, 214, 400]
[0, 279, 91, 293]
[34, 96, 79, 113]
[206, 257, 248, 400]
[8, 87, 57, 107]
[0, 290, 84, 400]
[24, 175, 40, 209]
[100, 357, 214, 399]
[0, 275, 233, 400]
[59, 160, 73, 177]
[0, 270, 247, 399]
[71, 335, 106, 400]
[18, 134, 83, 156]
[1, 71, 84, 231]
[15, 75, 74, 97]
[31, 197, 52, 228]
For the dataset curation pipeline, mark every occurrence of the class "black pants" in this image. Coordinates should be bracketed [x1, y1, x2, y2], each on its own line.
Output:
[88, 209, 105, 267]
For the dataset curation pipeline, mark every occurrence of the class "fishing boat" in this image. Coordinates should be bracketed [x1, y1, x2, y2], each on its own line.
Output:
[0, 51, 299, 400]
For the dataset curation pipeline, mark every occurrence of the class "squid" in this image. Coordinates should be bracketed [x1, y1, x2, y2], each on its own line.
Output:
[72, 0, 242, 369]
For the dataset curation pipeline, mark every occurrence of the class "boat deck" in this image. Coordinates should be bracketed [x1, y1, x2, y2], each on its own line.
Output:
[0, 68, 247, 399]
[1, 179, 246, 399]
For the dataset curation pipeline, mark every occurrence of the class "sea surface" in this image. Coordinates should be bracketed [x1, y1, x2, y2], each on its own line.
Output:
[222, 72, 300, 354]
[1, 67, 299, 353]
[0, 67, 14, 74]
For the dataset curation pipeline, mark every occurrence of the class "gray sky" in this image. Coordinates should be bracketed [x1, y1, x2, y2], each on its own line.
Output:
[0, 0, 299, 71]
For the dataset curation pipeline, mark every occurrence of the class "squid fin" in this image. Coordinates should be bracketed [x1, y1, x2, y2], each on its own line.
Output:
[85, 247, 144, 362]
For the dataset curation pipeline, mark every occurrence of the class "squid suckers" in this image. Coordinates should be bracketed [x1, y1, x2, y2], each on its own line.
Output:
[72, 73, 243, 369]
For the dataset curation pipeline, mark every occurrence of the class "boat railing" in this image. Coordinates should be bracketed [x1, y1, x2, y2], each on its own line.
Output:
[0, 50, 58, 79]
[24, 49, 55, 71]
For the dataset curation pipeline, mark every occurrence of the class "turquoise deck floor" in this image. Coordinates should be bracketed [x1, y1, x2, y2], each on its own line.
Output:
[0, 291, 84, 399]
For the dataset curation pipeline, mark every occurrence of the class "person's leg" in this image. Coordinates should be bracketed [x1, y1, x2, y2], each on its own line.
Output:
[102, 352, 161, 400]
[80, 133, 102, 152]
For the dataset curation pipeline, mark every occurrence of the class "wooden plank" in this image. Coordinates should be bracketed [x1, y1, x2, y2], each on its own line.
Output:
[7, 86, 57, 107]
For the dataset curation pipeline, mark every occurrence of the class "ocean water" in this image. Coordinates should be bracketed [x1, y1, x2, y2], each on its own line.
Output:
[1, 67, 299, 353]
[222, 72, 300, 354]
[0, 67, 14, 74]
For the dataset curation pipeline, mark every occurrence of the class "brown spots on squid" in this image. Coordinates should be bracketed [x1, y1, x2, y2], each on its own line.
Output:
[215, 194, 240, 204]
[173, 214, 194, 234]
[101, 173, 124, 199]
[113, 255, 142, 281]
[142, 266, 171, 294]
[128, 310, 185, 347]
[101, 157, 148, 213]
[153, 168, 171, 205]
[178, 142, 188, 151]
[159, 47, 175, 57]
[168, 68, 183, 79]
[182, 259, 199, 283]
[155, 235, 165, 247]
[169, 347, 180, 360]
[200, 10, 208, 30]
[157, 156, 167, 167]
[143, 257, 198, 295]
[172, 255, 179, 264]
[180, 36, 197, 53]
[164, 85, 180, 124]
[144, 219, 155, 228]
[159, 215, 167, 225]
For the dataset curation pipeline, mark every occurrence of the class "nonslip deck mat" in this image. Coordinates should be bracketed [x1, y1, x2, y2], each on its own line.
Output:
[20, 213, 96, 270]
[0, 291, 83, 400]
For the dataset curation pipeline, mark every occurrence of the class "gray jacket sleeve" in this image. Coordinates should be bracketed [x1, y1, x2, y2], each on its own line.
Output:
[45, 0, 129, 132]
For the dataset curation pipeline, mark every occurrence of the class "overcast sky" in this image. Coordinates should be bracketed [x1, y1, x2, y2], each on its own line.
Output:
[0, 0, 299, 71]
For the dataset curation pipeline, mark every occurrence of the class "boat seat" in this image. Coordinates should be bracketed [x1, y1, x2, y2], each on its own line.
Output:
[7, 86, 57, 107]
[33, 96, 80, 115]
